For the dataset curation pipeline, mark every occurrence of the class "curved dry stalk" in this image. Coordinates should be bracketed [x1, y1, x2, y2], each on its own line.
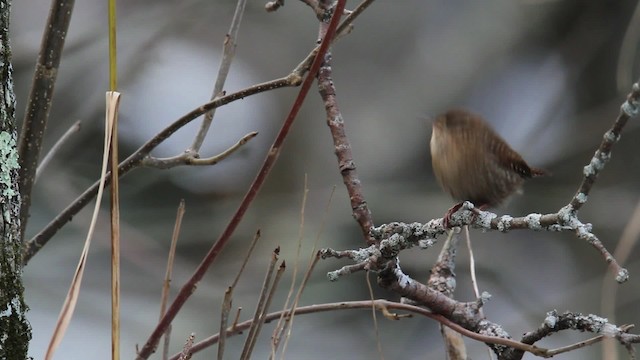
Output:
[44, 92, 120, 360]
[35, 120, 81, 183]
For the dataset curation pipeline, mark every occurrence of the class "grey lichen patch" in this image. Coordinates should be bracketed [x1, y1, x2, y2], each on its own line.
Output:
[557, 205, 576, 225]
[327, 271, 340, 282]
[524, 213, 542, 230]
[621, 86, 640, 116]
[583, 155, 605, 177]
[603, 130, 620, 143]
[0, 131, 19, 198]
[393, 267, 412, 289]
[479, 291, 491, 305]
[574, 192, 588, 205]
[616, 268, 630, 283]
[544, 311, 558, 328]
[351, 246, 377, 263]
[476, 211, 497, 229]
[496, 215, 513, 232]
[418, 239, 435, 249]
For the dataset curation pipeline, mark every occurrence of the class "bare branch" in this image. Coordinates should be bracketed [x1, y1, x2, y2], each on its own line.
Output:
[18, 0, 76, 240]
[570, 81, 640, 212]
[189, 0, 247, 153]
[142, 131, 258, 169]
[169, 300, 551, 360]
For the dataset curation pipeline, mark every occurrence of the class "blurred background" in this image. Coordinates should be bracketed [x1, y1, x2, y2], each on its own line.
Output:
[11, 0, 640, 359]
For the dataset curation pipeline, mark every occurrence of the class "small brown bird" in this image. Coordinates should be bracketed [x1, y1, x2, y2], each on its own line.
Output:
[430, 109, 547, 227]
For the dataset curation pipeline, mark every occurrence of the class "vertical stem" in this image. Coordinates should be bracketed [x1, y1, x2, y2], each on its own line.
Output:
[17, 0, 75, 240]
[316, 49, 375, 244]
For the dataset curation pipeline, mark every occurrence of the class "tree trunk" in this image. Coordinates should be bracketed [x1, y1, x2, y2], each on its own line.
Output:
[0, 0, 32, 358]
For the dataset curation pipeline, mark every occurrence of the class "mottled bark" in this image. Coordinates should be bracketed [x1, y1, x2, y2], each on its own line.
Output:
[0, 0, 32, 358]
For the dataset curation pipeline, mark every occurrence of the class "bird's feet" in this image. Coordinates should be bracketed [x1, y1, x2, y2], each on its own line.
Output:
[442, 202, 464, 229]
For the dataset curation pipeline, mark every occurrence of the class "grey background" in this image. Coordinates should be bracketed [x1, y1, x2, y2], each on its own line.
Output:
[12, 0, 640, 359]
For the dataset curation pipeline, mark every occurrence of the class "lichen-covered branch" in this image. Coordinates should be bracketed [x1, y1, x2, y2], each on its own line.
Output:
[321, 79, 640, 358]
[317, 37, 375, 244]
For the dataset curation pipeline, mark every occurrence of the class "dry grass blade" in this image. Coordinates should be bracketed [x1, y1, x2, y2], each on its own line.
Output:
[271, 186, 335, 358]
[219, 229, 261, 360]
[278, 252, 321, 360]
[44, 91, 120, 360]
[270, 175, 309, 357]
[160, 199, 186, 360]
[109, 91, 122, 360]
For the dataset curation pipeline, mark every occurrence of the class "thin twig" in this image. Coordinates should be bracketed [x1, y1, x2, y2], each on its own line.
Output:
[218, 229, 263, 358]
[134, 3, 346, 358]
[569, 81, 640, 212]
[35, 120, 81, 183]
[142, 131, 258, 169]
[189, 0, 247, 153]
[255, 261, 286, 359]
